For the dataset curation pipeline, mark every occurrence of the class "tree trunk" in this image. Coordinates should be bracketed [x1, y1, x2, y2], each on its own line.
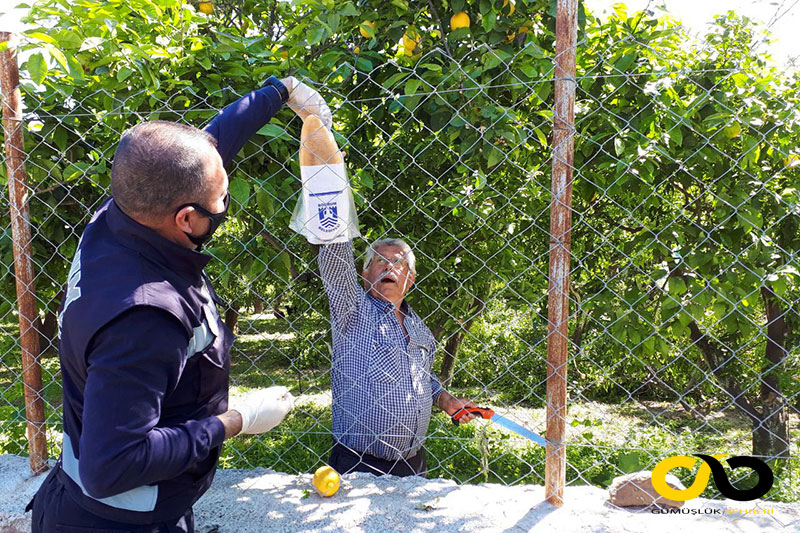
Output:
[438, 285, 490, 388]
[37, 309, 59, 356]
[756, 286, 791, 458]
[753, 392, 789, 459]
[253, 299, 264, 314]
[225, 304, 240, 334]
[439, 331, 465, 389]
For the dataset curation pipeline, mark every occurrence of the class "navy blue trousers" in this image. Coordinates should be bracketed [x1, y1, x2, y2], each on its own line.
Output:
[328, 442, 427, 477]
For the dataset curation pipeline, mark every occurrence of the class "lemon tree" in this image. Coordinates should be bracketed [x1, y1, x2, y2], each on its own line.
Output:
[5, 0, 799, 466]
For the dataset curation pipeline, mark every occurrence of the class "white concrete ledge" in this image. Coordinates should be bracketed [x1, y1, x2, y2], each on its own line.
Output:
[1, 454, 796, 532]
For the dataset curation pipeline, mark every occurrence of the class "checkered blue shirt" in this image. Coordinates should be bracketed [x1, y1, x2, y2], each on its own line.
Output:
[318, 241, 444, 461]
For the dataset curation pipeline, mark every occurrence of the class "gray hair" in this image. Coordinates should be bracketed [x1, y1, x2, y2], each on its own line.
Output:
[363, 238, 417, 276]
[111, 120, 218, 219]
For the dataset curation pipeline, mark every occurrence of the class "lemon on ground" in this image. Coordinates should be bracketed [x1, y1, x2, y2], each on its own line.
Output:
[359, 21, 376, 39]
[312, 465, 340, 497]
[450, 11, 470, 30]
[502, 0, 515, 16]
[198, 1, 213, 15]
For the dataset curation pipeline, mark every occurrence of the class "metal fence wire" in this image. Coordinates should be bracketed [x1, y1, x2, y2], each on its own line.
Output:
[0, 1, 798, 522]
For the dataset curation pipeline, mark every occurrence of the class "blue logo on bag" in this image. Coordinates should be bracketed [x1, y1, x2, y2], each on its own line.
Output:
[318, 202, 339, 231]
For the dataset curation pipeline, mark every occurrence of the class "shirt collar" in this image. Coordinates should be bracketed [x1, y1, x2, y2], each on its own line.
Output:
[366, 291, 412, 316]
[105, 198, 212, 282]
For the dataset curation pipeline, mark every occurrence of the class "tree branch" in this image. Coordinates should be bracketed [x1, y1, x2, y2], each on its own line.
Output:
[426, 0, 453, 58]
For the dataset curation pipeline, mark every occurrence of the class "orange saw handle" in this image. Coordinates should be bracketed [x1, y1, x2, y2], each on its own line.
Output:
[452, 406, 495, 425]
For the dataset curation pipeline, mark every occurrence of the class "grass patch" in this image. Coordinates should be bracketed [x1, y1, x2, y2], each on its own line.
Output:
[1, 313, 798, 503]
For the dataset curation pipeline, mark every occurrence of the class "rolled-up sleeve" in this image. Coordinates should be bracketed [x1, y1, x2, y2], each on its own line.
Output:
[78, 306, 225, 499]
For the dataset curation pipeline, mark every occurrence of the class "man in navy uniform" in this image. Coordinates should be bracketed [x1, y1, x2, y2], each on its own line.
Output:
[28, 76, 329, 532]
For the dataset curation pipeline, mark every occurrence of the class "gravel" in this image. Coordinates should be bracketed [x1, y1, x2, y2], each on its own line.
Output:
[1, 454, 796, 532]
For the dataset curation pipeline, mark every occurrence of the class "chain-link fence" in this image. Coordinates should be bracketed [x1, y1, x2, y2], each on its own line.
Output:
[1, 0, 798, 520]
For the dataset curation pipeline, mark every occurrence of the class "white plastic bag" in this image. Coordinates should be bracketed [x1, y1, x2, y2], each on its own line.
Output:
[289, 162, 360, 244]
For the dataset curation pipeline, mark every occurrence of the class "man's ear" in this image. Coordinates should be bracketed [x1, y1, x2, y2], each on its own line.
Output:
[174, 205, 196, 233]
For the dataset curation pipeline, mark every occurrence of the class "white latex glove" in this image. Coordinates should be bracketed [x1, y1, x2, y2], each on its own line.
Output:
[281, 76, 333, 130]
[229, 386, 296, 435]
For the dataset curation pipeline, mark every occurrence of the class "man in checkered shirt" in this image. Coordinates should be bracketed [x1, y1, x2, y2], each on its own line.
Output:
[294, 117, 480, 476]
[318, 238, 480, 476]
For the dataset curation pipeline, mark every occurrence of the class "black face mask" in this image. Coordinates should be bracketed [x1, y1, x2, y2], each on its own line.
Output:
[177, 193, 230, 248]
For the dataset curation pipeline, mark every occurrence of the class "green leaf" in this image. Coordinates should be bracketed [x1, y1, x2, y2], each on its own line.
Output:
[256, 187, 275, 217]
[256, 123, 290, 140]
[667, 277, 686, 296]
[275, 252, 292, 281]
[668, 125, 682, 147]
[117, 67, 132, 82]
[308, 26, 326, 45]
[391, 0, 409, 12]
[229, 177, 251, 208]
[41, 43, 68, 73]
[486, 148, 502, 167]
[26, 53, 47, 85]
[25, 32, 56, 44]
[482, 11, 496, 33]
[613, 52, 636, 73]
[380, 73, 405, 90]
[533, 127, 548, 148]
[404, 79, 421, 95]
[339, 2, 360, 16]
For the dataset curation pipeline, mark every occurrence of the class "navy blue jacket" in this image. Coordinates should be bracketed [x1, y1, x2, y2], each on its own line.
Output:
[55, 81, 285, 524]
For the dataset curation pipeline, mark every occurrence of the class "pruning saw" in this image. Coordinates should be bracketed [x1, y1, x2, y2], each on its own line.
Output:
[452, 406, 547, 447]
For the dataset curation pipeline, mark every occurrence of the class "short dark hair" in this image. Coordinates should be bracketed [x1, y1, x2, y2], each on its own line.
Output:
[111, 120, 219, 218]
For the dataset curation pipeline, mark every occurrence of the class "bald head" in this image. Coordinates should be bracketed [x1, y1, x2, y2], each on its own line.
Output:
[111, 121, 219, 219]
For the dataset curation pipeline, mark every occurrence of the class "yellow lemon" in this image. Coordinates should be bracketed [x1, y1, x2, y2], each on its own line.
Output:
[450, 11, 470, 30]
[312, 465, 340, 497]
[354, 45, 360, 54]
[723, 122, 741, 139]
[198, 1, 213, 15]
[359, 21, 376, 39]
[502, 0, 516, 16]
[403, 28, 420, 56]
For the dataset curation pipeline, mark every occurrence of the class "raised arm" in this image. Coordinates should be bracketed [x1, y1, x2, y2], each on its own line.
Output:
[318, 241, 363, 332]
[203, 76, 287, 166]
[299, 117, 363, 331]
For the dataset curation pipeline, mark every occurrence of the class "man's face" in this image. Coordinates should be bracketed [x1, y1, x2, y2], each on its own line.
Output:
[195, 150, 229, 229]
[174, 149, 228, 248]
[362, 245, 415, 304]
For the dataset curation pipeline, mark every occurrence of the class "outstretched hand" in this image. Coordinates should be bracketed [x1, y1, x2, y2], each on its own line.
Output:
[281, 76, 333, 129]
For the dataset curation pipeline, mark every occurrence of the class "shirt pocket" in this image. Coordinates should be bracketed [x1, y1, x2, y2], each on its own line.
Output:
[368, 343, 404, 384]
